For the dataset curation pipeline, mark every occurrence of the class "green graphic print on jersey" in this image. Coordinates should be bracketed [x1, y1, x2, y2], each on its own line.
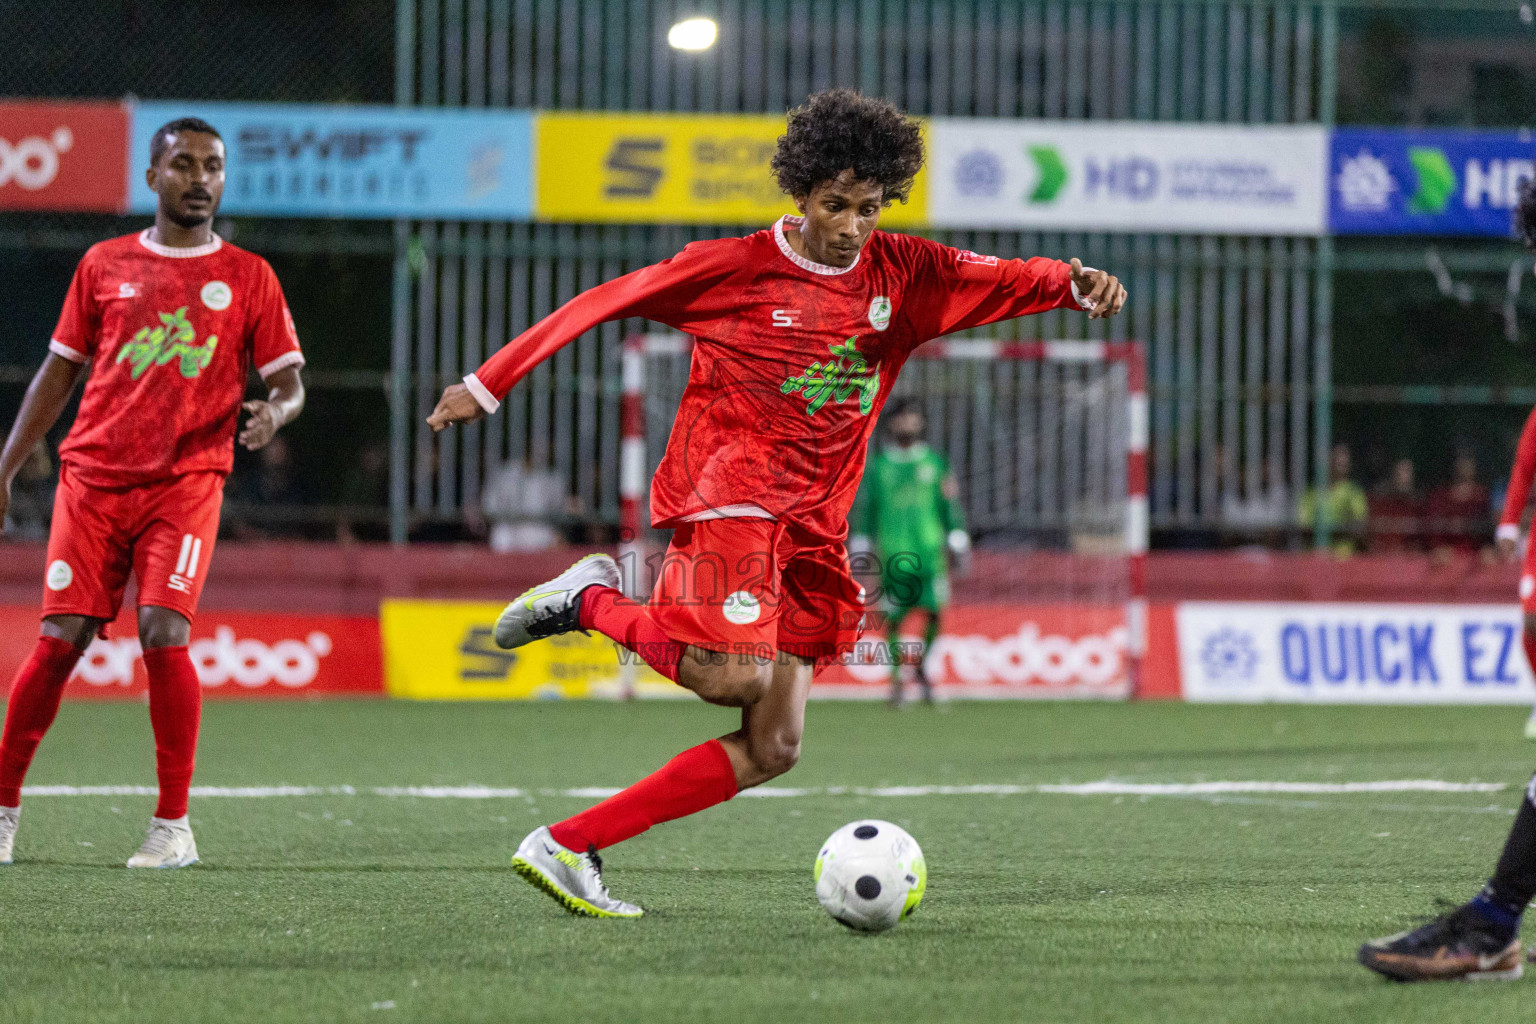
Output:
[856, 443, 965, 611]
[781, 336, 880, 416]
[116, 307, 219, 381]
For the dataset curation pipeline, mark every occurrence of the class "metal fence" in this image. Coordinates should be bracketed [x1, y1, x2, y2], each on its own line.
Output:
[393, 0, 1339, 543]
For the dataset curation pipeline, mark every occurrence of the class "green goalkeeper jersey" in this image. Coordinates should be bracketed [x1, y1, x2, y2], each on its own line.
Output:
[856, 442, 966, 579]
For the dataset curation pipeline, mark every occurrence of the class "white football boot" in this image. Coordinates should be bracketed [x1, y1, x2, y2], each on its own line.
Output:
[126, 817, 199, 869]
[511, 825, 643, 918]
[494, 553, 621, 650]
[0, 806, 18, 865]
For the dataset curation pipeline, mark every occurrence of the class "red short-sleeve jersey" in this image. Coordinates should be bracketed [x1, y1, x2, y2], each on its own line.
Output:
[50, 230, 304, 487]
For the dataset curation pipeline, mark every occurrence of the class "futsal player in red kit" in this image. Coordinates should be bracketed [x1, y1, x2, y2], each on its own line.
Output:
[428, 90, 1125, 916]
[0, 119, 305, 867]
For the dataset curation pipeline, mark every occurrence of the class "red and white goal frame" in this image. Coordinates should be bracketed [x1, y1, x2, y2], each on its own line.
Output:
[618, 333, 1148, 699]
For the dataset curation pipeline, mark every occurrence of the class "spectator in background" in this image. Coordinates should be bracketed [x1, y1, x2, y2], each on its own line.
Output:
[478, 458, 572, 552]
[336, 443, 389, 543]
[1426, 449, 1492, 560]
[3, 442, 54, 542]
[226, 435, 308, 539]
[1220, 459, 1293, 548]
[1368, 456, 1423, 553]
[1298, 442, 1368, 557]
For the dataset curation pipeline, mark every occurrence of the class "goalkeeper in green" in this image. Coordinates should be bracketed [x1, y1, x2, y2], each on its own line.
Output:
[854, 398, 969, 706]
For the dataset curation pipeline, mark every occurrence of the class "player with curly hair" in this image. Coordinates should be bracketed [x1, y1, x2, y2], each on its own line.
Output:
[1357, 178, 1536, 982]
[427, 89, 1126, 918]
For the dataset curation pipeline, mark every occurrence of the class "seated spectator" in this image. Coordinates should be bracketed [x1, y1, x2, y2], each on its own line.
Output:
[478, 458, 572, 552]
[1298, 442, 1368, 557]
[336, 443, 389, 543]
[1425, 449, 1491, 559]
[225, 436, 310, 539]
[1368, 457, 1423, 552]
[3, 442, 55, 542]
[1221, 461, 1292, 548]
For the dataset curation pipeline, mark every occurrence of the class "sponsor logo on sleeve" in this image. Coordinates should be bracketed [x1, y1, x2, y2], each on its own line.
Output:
[45, 560, 72, 591]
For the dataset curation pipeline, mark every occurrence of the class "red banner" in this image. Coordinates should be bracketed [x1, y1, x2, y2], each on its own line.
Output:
[0, 100, 128, 212]
[817, 604, 1132, 698]
[0, 606, 382, 700]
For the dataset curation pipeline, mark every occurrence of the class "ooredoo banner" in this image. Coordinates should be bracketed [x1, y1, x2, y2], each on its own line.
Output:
[927, 119, 1328, 235]
[0, 606, 382, 700]
[820, 604, 1132, 698]
[1176, 601, 1536, 704]
[0, 100, 128, 212]
[127, 101, 534, 220]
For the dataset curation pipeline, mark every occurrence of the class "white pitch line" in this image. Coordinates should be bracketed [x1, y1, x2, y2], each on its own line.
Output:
[16, 780, 1508, 799]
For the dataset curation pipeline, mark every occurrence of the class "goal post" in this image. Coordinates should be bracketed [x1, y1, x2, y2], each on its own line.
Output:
[619, 333, 1147, 700]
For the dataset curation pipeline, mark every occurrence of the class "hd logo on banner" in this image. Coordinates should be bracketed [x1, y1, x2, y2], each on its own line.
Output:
[127, 102, 534, 220]
[1330, 128, 1534, 237]
[927, 120, 1328, 235]
[535, 112, 927, 227]
[1177, 602, 1536, 704]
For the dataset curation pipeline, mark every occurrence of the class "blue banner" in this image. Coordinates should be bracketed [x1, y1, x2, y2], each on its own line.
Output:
[128, 102, 533, 220]
[1330, 127, 1534, 237]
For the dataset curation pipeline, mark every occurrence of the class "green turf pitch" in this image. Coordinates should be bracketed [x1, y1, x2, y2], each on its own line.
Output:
[1, 700, 1535, 1023]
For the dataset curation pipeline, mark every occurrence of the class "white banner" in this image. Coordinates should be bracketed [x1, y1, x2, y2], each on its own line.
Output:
[927, 120, 1328, 235]
[1177, 602, 1535, 704]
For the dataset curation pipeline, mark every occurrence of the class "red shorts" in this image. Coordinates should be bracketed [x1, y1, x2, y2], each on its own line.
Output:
[43, 466, 224, 622]
[647, 518, 866, 665]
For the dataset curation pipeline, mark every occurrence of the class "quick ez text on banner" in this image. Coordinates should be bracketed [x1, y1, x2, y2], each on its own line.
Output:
[1177, 601, 1536, 704]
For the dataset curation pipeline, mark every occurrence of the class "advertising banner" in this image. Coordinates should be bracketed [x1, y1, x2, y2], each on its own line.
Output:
[535, 112, 926, 227]
[381, 599, 684, 700]
[127, 102, 533, 220]
[821, 604, 1132, 699]
[1330, 128, 1534, 237]
[927, 119, 1328, 235]
[1176, 601, 1536, 704]
[0, 605, 382, 700]
[0, 100, 128, 212]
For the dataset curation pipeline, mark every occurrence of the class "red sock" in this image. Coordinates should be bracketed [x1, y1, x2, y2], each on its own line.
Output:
[143, 646, 201, 820]
[0, 636, 85, 806]
[579, 586, 686, 683]
[549, 738, 738, 851]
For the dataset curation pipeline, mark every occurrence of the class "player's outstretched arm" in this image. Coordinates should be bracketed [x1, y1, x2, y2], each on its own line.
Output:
[1068, 259, 1127, 320]
[0, 353, 85, 530]
[239, 366, 305, 451]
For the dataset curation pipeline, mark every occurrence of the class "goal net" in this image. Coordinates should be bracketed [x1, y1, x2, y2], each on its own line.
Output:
[620, 334, 1147, 700]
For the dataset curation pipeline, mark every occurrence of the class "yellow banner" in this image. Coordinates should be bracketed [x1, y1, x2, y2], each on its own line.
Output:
[381, 599, 683, 700]
[535, 112, 926, 227]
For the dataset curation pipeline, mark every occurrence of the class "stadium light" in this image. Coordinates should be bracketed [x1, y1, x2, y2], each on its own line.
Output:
[668, 17, 718, 51]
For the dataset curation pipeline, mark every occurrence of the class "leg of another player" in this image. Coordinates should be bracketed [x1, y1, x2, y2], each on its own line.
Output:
[884, 606, 909, 708]
[1524, 613, 1536, 740]
[1359, 772, 1536, 980]
[127, 605, 200, 869]
[0, 615, 99, 863]
[915, 609, 941, 705]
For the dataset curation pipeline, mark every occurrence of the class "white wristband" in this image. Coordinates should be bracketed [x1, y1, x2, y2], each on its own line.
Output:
[1497, 523, 1521, 543]
[463, 373, 500, 415]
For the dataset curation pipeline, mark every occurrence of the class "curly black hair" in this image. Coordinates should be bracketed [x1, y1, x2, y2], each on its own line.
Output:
[1518, 176, 1536, 254]
[771, 89, 924, 205]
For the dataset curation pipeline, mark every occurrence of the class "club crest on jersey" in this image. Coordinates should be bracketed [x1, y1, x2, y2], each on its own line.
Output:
[116, 306, 219, 381]
[868, 296, 892, 331]
[780, 336, 880, 416]
[201, 280, 232, 311]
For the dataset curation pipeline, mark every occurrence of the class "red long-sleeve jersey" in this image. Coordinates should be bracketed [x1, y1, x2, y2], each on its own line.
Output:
[466, 215, 1086, 541]
[1500, 404, 1536, 539]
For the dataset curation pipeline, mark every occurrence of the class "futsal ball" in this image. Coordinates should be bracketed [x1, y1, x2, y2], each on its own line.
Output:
[813, 819, 926, 932]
